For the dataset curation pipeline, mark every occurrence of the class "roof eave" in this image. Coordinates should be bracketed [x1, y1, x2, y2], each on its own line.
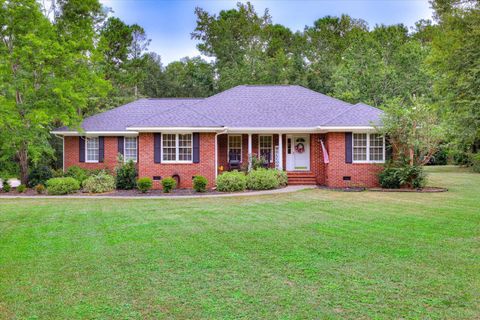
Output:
[50, 130, 139, 136]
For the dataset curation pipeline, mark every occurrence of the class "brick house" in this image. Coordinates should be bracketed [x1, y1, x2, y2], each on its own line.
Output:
[52, 85, 387, 189]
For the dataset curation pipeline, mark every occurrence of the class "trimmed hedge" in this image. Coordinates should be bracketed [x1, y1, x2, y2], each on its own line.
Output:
[137, 177, 153, 193]
[161, 177, 177, 193]
[216, 171, 247, 192]
[2, 179, 11, 192]
[193, 175, 208, 192]
[46, 177, 80, 195]
[246, 168, 279, 190]
[82, 172, 115, 193]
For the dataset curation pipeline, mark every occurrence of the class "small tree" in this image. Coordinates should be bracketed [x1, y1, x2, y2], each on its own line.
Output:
[380, 97, 444, 166]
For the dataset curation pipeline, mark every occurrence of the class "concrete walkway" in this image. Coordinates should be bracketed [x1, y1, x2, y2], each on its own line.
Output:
[0, 185, 316, 200]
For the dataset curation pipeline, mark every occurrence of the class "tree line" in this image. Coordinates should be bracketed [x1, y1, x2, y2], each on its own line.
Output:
[0, 0, 479, 183]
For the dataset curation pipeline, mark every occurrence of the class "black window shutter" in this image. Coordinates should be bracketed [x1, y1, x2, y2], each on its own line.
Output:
[154, 133, 161, 163]
[193, 133, 200, 163]
[99, 136, 105, 163]
[345, 132, 353, 164]
[79, 137, 85, 163]
[118, 136, 124, 156]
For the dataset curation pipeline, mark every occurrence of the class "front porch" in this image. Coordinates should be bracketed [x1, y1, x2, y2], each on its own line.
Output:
[216, 133, 327, 185]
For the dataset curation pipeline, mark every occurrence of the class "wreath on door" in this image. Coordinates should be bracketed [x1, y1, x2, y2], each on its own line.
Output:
[295, 142, 305, 154]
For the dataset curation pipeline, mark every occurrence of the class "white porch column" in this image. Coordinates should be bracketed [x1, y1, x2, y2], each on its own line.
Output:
[248, 133, 252, 171]
[278, 133, 283, 170]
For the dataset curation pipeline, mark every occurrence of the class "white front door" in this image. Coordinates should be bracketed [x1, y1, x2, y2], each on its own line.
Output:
[286, 135, 310, 171]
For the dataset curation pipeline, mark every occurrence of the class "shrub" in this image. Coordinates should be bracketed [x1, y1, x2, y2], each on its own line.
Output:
[471, 153, 480, 173]
[116, 160, 137, 190]
[2, 179, 11, 192]
[193, 175, 208, 192]
[251, 154, 269, 170]
[379, 168, 401, 189]
[35, 184, 46, 194]
[65, 166, 89, 184]
[379, 164, 426, 189]
[27, 166, 53, 187]
[216, 171, 247, 192]
[246, 168, 279, 190]
[137, 177, 153, 193]
[161, 177, 177, 193]
[51, 168, 65, 178]
[46, 177, 80, 195]
[275, 170, 288, 187]
[82, 172, 115, 193]
[17, 184, 26, 193]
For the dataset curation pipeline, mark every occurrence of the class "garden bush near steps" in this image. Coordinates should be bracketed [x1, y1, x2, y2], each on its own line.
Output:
[246, 168, 279, 190]
[216, 171, 247, 192]
[82, 172, 115, 193]
[46, 177, 80, 195]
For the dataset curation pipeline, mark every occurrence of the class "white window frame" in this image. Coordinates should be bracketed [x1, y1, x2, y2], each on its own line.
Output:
[161, 133, 193, 164]
[352, 133, 385, 164]
[228, 135, 242, 162]
[258, 135, 273, 163]
[85, 137, 99, 163]
[124, 137, 138, 163]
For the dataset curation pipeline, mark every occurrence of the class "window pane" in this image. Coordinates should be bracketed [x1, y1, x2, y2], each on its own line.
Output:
[124, 137, 137, 162]
[353, 133, 367, 161]
[178, 134, 192, 161]
[86, 137, 99, 162]
[259, 135, 272, 161]
[162, 134, 176, 161]
[228, 135, 242, 161]
[369, 134, 384, 161]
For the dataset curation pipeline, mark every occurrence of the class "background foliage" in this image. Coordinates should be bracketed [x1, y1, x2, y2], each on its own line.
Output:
[0, 0, 478, 183]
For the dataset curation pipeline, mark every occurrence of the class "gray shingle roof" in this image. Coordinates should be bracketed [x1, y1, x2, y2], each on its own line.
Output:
[55, 85, 383, 132]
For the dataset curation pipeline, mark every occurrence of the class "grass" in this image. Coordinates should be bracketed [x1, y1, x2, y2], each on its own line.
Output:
[0, 166, 479, 319]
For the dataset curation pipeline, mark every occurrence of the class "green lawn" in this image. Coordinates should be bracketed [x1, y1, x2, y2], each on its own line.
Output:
[0, 166, 479, 319]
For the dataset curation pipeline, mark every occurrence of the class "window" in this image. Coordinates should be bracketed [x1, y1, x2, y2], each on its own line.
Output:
[369, 134, 384, 161]
[353, 133, 367, 161]
[228, 135, 242, 162]
[86, 137, 99, 162]
[178, 134, 192, 161]
[124, 137, 137, 162]
[352, 133, 385, 163]
[259, 135, 273, 162]
[162, 133, 192, 162]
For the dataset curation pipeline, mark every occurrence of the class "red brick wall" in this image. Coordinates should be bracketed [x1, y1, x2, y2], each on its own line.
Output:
[64, 132, 381, 189]
[138, 132, 216, 189]
[325, 132, 382, 188]
[310, 134, 326, 185]
[64, 136, 118, 172]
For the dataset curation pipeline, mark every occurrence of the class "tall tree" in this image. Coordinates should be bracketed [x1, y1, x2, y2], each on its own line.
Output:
[0, 0, 108, 183]
[303, 15, 368, 94]
[332, 24, 432, 107]
[163, 57, 215, 97]
[428, 0, 480, 154]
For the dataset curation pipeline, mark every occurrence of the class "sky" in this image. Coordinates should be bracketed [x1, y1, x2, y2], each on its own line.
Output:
[100, 0, 434, 64]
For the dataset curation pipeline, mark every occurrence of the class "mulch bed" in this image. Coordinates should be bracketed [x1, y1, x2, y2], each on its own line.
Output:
[317, 186, 366, 192]
[368, 187, 448, 193]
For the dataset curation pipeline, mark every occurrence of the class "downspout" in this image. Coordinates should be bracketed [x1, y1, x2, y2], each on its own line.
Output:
[214, 129, 228, 179]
